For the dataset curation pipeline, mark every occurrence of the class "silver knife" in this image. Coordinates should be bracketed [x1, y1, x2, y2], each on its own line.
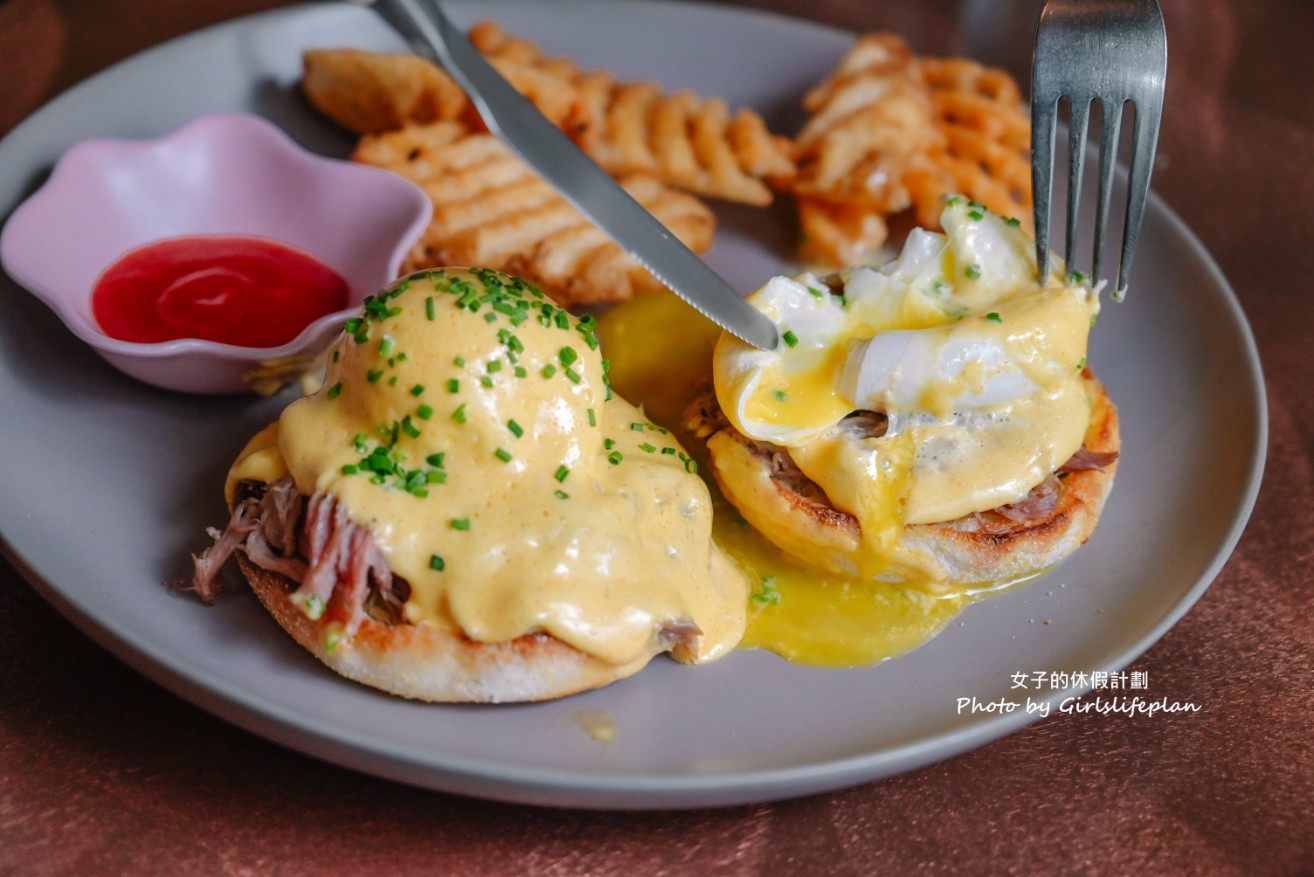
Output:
[355, 0, 780, 351]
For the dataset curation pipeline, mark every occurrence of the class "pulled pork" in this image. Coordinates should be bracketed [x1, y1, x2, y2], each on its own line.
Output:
[177, 478, 407, 634]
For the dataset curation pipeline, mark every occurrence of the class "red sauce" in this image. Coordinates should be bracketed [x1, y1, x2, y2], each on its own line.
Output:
[92, 235, 350, 348]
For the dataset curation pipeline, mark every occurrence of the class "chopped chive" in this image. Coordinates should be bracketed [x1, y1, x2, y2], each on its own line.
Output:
[379, 336, 395, 356]
[782, 330, 799, 347]
[773, 389, 787, 401]
[367, 369, 384, 383]
[417, 404, 434, 420]
[564, 368, 581, 384]
[450, 517, 471, 531]
[507, 420, 524, 438]
[541, 364, 557, 378]
[452, 404, 467, 424]
[587, 408, 597, 427]
[341, 464, 359, 475]
[559, 347, 578, 366]
[480, 375, 494, 388]
[986, 312, 1002, 323]
[554, 465, 570, 483]
[425, 297, 435, 320]
[429, 554, 445, 571]
[639, 442, 656, 453]
[608, 451, 623, 465]
[454, 356, 466, 367]
[1077, 356, 1087, 369]
[661, 447, 676, 455]
[808, 286, 824, 298]
[494, 448, 512, 463]
[968, 210, 985, 221]
[1004, 216, 1022, 227]
[554, 490, 570, 500]
[426, 453, 445, 468]
[630, 422, 645, 431]
[486, 360, 502, 373]
[326, 382, 342, 400]
[605, 438, 615, 450]
[401, 416, 421, 439]
[410, 384, 425, 397]
[447, 379, 460, 393]
[514, 366, 527, 378]
[966, 264, 983, 281]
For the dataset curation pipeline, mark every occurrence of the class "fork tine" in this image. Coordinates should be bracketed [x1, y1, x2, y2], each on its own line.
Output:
[1064, 96, 1091, 279]
[1116, 87, 1165, 299]
[1092, 97, 1123, 288]
[1031, 90, 1058, 284]
[1032, 0, 1166, 299]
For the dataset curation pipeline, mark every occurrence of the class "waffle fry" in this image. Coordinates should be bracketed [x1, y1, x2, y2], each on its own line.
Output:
[353, 121, 715, 306]
[469, 20, 795, 205]
[784, 32, 1032, 267]
[790, 33, 941, 212]
[301, 49, 468, 135]
[906, 57, 1032, 232]
[796, 198, 890, 270]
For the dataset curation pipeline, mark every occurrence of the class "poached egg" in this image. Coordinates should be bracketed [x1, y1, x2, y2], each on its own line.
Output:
[713, 198, 1101, 582]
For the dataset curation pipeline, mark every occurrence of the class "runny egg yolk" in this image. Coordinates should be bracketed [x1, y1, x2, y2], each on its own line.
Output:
[713, 199, 1100, 584]
[599, 291, 979, 666]
[598, 198, 1101, 667]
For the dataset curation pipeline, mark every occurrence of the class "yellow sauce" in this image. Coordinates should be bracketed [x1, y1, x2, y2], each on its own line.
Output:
[598, 291, 1036, 667]
[228, 270, 747, 667]
[712, 204, 1099, 587]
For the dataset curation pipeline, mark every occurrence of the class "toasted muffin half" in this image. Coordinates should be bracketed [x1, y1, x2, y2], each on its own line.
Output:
[238, 554, 669, 703]
[686, 371, 1119, 587]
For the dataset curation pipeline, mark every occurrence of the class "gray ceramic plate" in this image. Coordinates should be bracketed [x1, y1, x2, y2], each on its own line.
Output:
[0, 1, 1265, 809]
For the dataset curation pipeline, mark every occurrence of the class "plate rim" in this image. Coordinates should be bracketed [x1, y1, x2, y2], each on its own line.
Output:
[0, 0, 1268, 809]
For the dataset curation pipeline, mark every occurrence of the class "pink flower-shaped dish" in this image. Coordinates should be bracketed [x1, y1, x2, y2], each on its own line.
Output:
[0, 113, 431, 394]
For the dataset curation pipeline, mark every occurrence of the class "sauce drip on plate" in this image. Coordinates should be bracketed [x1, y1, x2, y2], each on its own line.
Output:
[597, 291, 1036, 667]
[92, 235, 349, 348]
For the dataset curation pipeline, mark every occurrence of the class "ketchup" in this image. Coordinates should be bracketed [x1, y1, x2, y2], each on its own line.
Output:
[91, 235, 350, 348]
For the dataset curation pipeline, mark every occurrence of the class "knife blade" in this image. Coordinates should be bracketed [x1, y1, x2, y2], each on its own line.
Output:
[357, 0, 780, 351]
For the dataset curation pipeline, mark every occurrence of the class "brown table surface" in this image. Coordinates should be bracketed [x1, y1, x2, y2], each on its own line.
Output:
[2, 0, 1311, 873]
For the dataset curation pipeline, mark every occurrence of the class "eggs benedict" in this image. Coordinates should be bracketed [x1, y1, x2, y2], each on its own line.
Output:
[186, 268, 748, 702]
[694, 197, 1119, 592]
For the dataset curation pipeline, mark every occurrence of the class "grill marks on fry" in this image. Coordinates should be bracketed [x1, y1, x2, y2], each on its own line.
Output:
[353, 121, 714, 307]
[782, 32, 1033, 268]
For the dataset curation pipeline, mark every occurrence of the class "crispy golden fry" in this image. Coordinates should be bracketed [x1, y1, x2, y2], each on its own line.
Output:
[353, 122, 715, 306]
[906, 56, 1032, 232]
[785, 32, 1032, 267]
[469, 20, 795, 205]
[301, 49, 468, 135]
[796, 198, 890, 269]
[791, 33, 941, 212]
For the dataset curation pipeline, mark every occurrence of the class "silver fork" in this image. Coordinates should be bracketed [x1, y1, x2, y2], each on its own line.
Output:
[1031, 0, 1167, 300]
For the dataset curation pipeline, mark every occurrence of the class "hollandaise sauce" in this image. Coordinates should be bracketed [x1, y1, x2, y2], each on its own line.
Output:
[228, 269, 747, 668]
[597, 290, 1033, 668]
